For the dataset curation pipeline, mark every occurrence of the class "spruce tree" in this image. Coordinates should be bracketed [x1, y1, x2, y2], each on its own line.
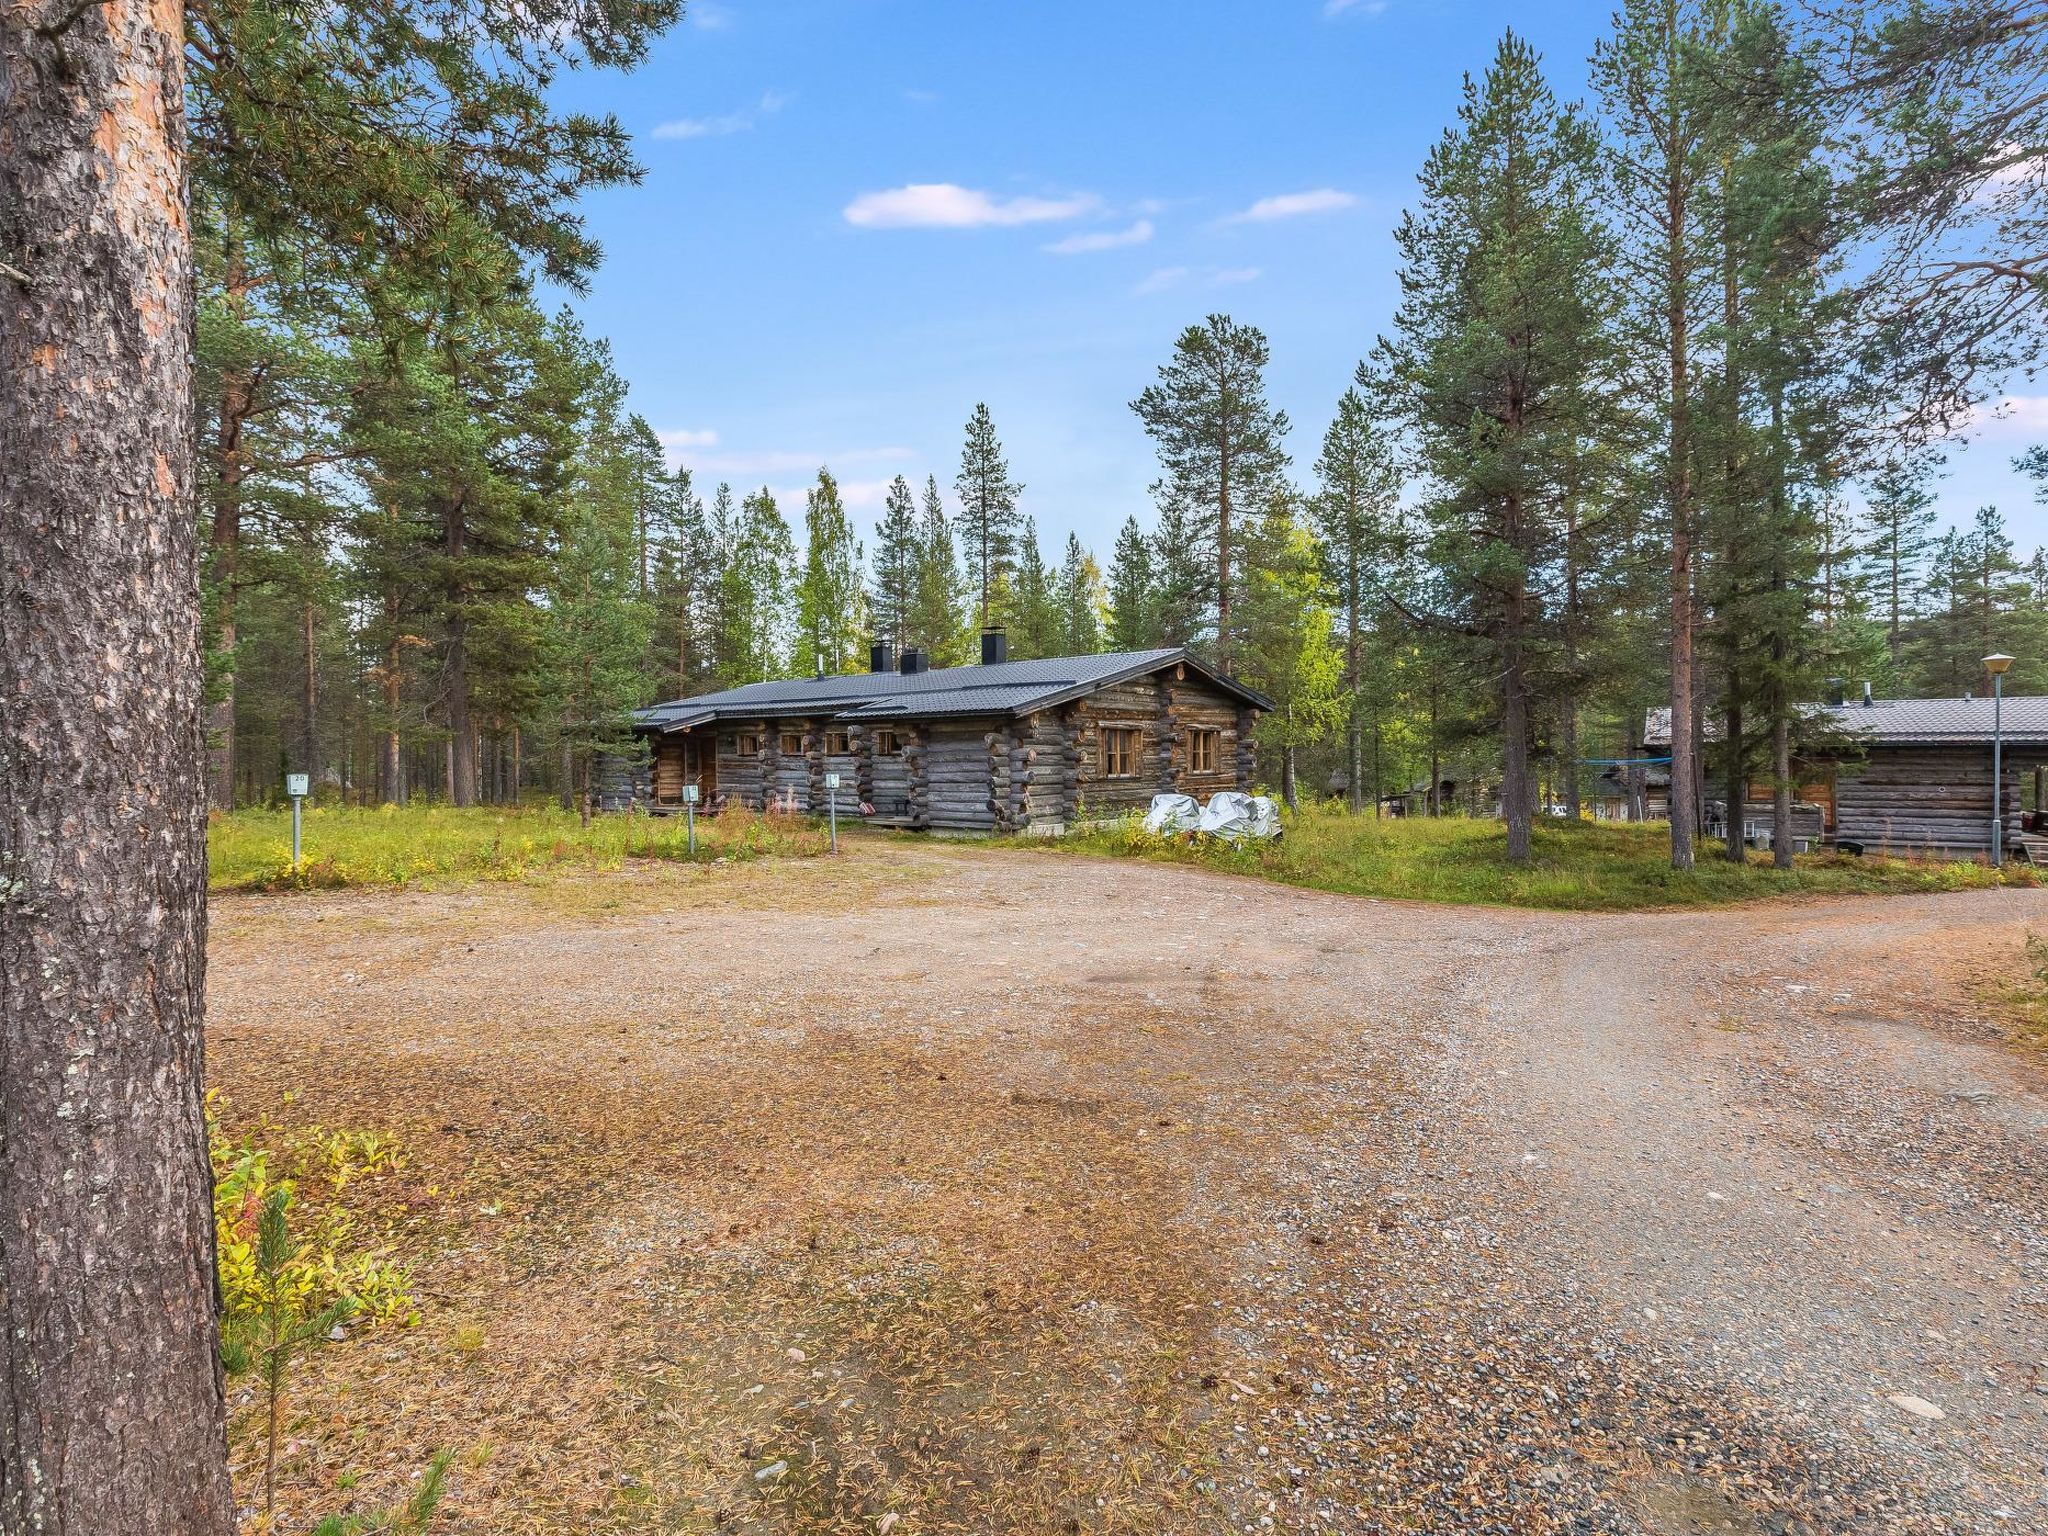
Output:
[1008, 519, 1061, 660]
[1107, 516, 1158, 651]
[1312, 377, 1403, 809]
[1131, 315, 1291, 664]
[795, 468, 866, 676]
[955, 404, 1023, 627]
[1056, 534, 1105, 656]
[911, 477, 971, 665]
[1862, 457, 1938, 671]
[870, 474, 921, 648]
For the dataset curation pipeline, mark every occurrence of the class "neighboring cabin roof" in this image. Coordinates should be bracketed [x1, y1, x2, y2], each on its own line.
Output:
[634, 647, 1274, 734]
[1643, 696, 2048, 750]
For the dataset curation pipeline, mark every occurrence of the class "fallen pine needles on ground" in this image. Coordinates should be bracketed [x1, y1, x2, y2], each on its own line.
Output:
[209, 803, 830, 891]
[1013, 805, 2024, 911]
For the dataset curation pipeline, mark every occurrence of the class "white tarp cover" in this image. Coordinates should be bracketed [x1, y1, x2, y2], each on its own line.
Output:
[1142, 793, 1202, 835]
[1198, 791, 1283, 842]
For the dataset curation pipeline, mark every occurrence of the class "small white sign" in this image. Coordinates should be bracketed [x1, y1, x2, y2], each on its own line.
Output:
[285, 774, 309, 798]
[682, 784, 701, 804]
[824, 773, 842, 790]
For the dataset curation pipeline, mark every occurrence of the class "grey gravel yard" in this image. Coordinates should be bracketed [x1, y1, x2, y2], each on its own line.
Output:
[209, 844, 2048, 1534]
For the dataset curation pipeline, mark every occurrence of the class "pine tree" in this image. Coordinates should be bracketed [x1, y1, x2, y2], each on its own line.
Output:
[869, 474, 921, 648]
[1107, 516, 1158, 651]
[795, 469, 866, 676]
[955, 404, 1023, 627]
[1594, 0, 1721, 868]
[1131, 314, 1291, 665]
[1379, 31, 1611, 863]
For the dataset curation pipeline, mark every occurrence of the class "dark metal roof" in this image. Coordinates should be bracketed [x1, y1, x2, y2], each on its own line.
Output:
[1644, 696, 2048, 749]
[634, 647, 1274, 734]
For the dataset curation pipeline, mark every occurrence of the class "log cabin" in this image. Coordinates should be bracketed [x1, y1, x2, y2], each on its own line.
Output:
[631, 631, 1272, 834]
[1643, 694, 2048, 861]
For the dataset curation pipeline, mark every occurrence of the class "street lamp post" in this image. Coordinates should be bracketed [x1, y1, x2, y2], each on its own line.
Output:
[1985, 654, 2015, 864]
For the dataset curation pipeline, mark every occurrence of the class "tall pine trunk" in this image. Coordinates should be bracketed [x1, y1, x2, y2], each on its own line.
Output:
[301, 596, 319, 780]
[442, 493, 477, 806]
[1724, 699, 1746, 862]
[204, 235, 253, 809]
[0, 3, 234, 1529]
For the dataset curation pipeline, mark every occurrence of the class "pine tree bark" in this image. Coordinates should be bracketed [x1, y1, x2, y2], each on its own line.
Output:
[441, 493, 477, 806]
[1724, 700, 1746, 863]
[0, 1, 234, 1529]
[204, 236, 253, 809]
[301, 596, 318, 779]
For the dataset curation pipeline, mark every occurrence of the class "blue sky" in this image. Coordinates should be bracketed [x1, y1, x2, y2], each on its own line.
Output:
[547, 0, 2048, 561]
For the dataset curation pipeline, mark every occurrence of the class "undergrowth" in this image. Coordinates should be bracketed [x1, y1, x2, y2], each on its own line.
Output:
[210, 803, 830, 891]
[1015, 803, 2022, 911]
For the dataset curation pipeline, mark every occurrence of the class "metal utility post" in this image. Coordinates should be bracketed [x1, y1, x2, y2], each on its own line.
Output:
[683, 782, 699, 855]
[824, 772, 841, 854]
[286, 773, 309, 867]
[1985, 654, 2014, 864]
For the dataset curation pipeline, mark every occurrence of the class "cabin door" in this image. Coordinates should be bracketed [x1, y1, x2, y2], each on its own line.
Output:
[686, 736, 717, 799]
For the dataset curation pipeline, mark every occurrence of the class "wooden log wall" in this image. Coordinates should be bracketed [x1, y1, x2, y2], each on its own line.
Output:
[1833, 745, 2033, 858]
[1004, 709, 1078, 832]
[923, 721, 1001, 831]
[715, 720, 769, 808]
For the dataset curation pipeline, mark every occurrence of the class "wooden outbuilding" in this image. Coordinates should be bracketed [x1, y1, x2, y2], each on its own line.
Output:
[1644, 695, 2048, 861]
[631, 635, 1271, 834]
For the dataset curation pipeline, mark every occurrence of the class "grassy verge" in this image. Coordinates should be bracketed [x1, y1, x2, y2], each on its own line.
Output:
[1015, 805, 2024, 911]
[1979, 933, 2048, 1050]
[209, 803, 829, 891]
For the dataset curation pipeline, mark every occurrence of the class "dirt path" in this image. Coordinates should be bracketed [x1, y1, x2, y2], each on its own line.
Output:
[207, 845, 2048, 1534]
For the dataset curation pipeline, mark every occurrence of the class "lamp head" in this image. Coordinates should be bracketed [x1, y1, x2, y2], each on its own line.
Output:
[1984, 653, 2016, 678]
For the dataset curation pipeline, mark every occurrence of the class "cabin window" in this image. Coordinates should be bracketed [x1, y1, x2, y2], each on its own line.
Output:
[873, 729, 901, 756]
[736, 732, 760, 758]
[1189, 728, 1219, 773]
[780, 731, 803, 757]
[1101, 726, 1141, 778]
[825, 731, 851, 756]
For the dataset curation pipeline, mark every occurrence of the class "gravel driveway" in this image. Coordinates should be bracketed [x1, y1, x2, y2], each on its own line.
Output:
[209, 844, 2048, 1534]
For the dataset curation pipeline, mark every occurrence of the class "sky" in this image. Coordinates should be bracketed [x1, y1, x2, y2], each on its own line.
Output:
[545, 0, 2048, 562]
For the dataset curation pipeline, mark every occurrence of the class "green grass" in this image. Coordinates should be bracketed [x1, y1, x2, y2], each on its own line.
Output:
[209, 803, 829, 892]
[1017, 805, 2024, 911]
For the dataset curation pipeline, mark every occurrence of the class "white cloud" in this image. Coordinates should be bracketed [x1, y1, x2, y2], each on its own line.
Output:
[1044, 219, 1155, 255]
[843, 183, 1100, 229]
[1324, 0, 1387, 17]
[689, 3, 733, 29]
[1971, 395, 2048, 438]
[904, 88, 940, 105]
[1224, 188, 1359, 223]
[658, 427, 719, 450]
[1134, 265, 1261, 296]
[653, 90, 789, 141]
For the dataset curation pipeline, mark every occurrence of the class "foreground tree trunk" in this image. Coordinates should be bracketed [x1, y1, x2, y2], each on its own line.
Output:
[0, 2, 234, 1530]
[1724, 701, 1746, 863]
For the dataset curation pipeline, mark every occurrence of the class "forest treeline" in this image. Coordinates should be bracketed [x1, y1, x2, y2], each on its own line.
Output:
[202, 0, 2048, 871]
